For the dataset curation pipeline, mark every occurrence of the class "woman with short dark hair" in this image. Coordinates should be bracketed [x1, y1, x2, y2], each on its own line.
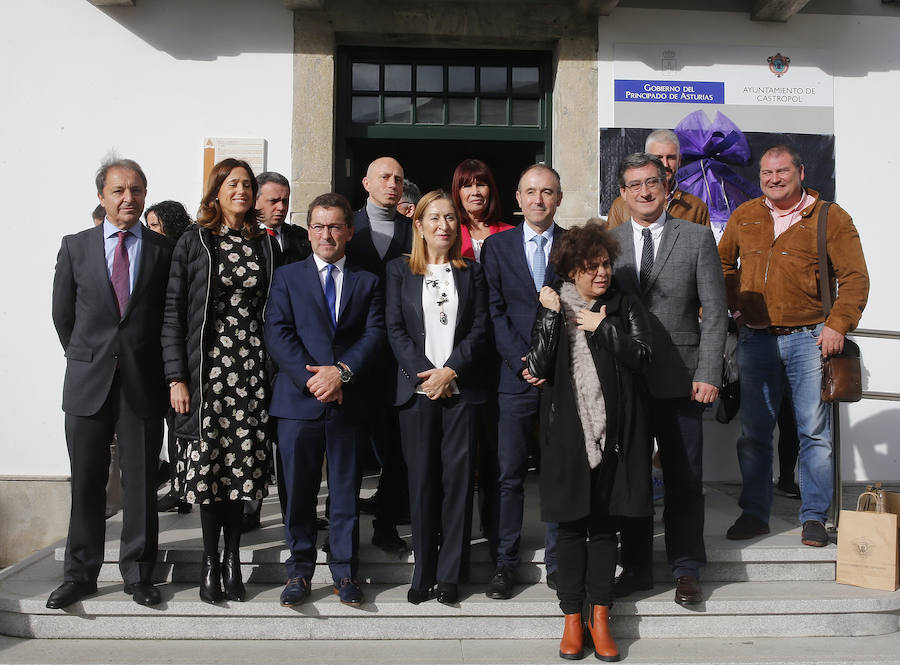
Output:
[161, 158, 276, 604]
[526, 221, 653, 661]
[450, 159, 513, 262]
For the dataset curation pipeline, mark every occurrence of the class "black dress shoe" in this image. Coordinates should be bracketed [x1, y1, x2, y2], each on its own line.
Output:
[124, 582, 162, 606]
[372, 528, 409, 556]
[199, 553, 223, 604]
[46, 581, 97, 609]
[674, 575, 703, 605]
[221, 551, 246, 602]
[333, 578, 365, 606]
[436, 582, 458, 605]
[613, 571, 653, 598]
[407, 586, 432, 604]
[280, 577, 310, 606]
[486, 565, 515, 599]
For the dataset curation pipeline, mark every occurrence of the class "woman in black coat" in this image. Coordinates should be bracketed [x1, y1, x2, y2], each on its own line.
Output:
[526, 221, 653, 662]
[385, 190, 489, 606]
[161, 158, 277, 605]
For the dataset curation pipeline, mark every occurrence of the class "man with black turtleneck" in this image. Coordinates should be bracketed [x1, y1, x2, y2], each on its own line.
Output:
[345, 157, 413, 555]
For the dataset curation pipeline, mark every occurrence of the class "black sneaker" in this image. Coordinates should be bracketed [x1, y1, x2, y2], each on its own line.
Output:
[726, 514, 770, 540]
[801, 520, 828, 547]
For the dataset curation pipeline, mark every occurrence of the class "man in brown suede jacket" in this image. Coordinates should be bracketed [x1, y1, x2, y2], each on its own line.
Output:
[719, 144, 868, 547]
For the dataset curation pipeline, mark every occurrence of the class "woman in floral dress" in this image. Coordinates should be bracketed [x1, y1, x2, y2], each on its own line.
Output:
[162, 158, 277, 604]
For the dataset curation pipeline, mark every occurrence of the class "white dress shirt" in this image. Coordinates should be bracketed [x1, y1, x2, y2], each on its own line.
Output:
[313, 254, 346, 323]
[522, 222, 555, 280]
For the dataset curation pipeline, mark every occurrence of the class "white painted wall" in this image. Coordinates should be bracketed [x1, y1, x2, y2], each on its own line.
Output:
[596, 8, 900, 482]
[0, 0, 294, 475]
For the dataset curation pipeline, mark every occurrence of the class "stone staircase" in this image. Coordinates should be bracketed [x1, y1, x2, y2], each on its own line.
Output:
[1, 480, 899, 664]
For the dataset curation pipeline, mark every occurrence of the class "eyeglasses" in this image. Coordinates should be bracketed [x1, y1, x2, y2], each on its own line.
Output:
[309, 223, 347, 235]
[623, 177, 664, 193]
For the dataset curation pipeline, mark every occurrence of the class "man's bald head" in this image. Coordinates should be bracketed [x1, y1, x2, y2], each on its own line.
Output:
[363, 157, 404, 208]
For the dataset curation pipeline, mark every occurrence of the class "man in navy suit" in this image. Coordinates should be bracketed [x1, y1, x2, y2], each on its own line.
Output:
[480, 163, 566, 599]
[345, 156, 413, 556]
[265, 192, 385, 607]
[49, 158, 174, 609]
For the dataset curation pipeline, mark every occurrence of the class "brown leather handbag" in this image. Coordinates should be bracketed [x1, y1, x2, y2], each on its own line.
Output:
[817, 201, 862, 402]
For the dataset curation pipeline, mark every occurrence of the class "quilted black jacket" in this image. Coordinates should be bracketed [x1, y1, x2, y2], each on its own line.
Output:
[161, 225, 276, 440]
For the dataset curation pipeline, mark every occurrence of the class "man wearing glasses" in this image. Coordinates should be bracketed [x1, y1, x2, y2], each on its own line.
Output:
[606, 129, 709, 229]
[265, 192, 385, 608]
[609, 153, 727, 607]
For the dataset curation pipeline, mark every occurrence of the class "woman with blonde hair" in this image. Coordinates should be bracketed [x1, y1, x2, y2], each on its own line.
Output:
[385, 190, 489, 605]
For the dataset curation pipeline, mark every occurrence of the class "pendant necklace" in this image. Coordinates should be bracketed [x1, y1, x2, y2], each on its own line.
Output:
[425, 265, 452, 325]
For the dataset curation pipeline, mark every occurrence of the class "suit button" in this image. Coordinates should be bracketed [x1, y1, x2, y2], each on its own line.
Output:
[113, 354, 119, 359]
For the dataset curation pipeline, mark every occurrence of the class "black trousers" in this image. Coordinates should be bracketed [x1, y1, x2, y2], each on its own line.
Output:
[556, 454, 618, 614]
[619, 396, 706, 580]
[399, 395, 476, 590]
[63, 373, 162, 585]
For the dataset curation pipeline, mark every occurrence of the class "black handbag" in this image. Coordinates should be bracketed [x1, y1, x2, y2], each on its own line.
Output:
[817, 201, 862, 402]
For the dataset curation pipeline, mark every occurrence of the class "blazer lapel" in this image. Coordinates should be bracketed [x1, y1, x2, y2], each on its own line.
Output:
[304, 258, 336, 332]
[337, 262, 357, 325]
[404, 269, 425, 338]
[451, 263, 469, 337]
[122, 233, 158, 319]
[510, 225, 533, 288]
[544, 223, 566, 285]
[646, 215, 680, 292]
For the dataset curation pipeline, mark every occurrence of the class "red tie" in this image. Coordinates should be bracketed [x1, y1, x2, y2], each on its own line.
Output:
[111, 231, 130, 316]
[267, 228, 276, 237]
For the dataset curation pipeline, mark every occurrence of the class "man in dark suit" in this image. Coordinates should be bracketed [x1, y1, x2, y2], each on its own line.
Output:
[345, 156, 413, 556]
[256, 171, 311, 265]
[241, 170, 312, 532]
[265, 192, 385, 607]
[480, 163, 566, 599]
[49, 158, 174, 609]
[609, 152, 727, 606]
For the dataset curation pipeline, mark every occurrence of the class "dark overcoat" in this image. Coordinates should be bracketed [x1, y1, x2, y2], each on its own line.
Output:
[526, 282, 654, 524]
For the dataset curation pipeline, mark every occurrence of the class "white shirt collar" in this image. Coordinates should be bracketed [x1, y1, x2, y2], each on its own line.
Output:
[522, 222, 555, 243]
[629, 209, 666, 236]
[313, 253, 347, 273]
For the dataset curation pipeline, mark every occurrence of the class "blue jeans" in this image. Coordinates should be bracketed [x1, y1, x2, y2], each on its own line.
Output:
[736, 324, 832, 524]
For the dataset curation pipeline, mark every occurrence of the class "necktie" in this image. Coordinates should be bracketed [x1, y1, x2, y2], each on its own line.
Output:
[640, 228, 654, 289]
[266, 228, 276, 237]
[531, 235, 547, 292]
[324, 264, 337, 327]
[111, 230, 130, 316]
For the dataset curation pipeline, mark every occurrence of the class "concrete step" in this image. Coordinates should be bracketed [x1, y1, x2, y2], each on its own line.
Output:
[73, 485, 836, 585]
[2, 550, 897, 640]
[4, 633, 900, 665]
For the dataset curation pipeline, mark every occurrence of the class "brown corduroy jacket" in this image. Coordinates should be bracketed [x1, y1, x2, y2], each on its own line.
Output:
[605, 188, 710, 228]
[718, 189, 869, 335]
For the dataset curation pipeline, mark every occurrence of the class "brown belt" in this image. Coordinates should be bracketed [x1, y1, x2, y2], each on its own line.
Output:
[766, 324, 818, 336]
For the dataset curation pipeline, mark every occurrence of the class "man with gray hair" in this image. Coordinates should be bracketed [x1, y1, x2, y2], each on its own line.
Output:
[609, 152, 726, 606]
[606, 129, 709, 229]
[49, 158, 174, 609]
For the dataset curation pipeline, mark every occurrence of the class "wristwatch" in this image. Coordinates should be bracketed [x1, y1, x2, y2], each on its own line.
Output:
[335, 362, 353, 384]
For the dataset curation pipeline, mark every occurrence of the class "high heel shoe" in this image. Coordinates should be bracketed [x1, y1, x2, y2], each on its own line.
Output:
[199, 553, 223, 604]
[559, 612, 585, 660]
[221, 551, 246, 602]
[586, 605, 619, 662]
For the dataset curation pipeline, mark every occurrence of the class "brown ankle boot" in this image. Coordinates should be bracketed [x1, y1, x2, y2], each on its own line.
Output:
[559, 612, 585, 660]
[587, 605, 620, 662]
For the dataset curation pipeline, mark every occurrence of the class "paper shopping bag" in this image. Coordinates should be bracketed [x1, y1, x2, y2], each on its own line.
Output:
[836, 491, 899, 592]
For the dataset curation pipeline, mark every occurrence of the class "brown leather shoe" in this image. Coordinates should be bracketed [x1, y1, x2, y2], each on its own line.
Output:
[559, 612, 585, 660]
[674, 575, 703, 605]
[586, 605, 620, 662]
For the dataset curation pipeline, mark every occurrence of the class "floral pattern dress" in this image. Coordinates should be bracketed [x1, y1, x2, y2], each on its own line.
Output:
[176, 231, 274, 504]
